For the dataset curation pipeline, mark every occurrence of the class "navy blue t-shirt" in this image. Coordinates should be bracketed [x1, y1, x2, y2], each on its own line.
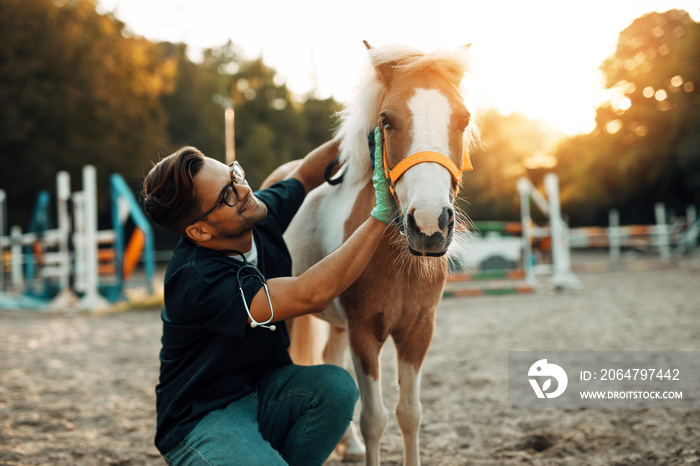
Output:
[154, 178, 306, 455]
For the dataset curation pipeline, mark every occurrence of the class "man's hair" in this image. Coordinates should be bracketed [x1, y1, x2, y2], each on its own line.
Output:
[142, 146, 206, 235]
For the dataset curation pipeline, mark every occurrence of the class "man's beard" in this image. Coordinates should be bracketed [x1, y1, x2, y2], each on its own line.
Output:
[210, 198, 267, 239]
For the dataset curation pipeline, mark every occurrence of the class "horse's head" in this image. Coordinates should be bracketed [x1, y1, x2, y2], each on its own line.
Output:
[367, 42, 475, 257]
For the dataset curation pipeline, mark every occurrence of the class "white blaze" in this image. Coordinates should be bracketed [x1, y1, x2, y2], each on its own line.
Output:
[395, 89, 454, 236]
[407, 88, 451, 154]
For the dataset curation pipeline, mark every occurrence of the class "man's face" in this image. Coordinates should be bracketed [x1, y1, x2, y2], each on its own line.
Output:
[192, 158, 267, 239]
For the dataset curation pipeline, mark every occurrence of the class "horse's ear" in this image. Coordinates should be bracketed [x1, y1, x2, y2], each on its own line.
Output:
[445, 64, 466, 86]
[374, 63, 394, 87]
[365, 42, 394, 86]
[372, 58, 394, 86]
[442, 44, 471, 86]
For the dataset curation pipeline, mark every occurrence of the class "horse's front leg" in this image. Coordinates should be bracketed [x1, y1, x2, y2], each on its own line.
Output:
[395, 356, 423, 466]
[392, 310, 436, 466]
[349, 328, 387, 466]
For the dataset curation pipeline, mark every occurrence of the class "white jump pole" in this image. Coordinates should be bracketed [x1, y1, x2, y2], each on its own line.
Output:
[654, 203, 671, 260]
[56, 172, 71, 291]
[77, 165, 109, 311]
[72, 191, 85, 293]
[11, 226, 23, 290]
[609, 209, 621, 261]
[545, 174, 579, 289]
[50, 171, 79, 309]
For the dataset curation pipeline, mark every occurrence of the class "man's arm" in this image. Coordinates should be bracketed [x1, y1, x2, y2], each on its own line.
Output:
[248, 216, 386, 324]
[286, 139, 341, 193]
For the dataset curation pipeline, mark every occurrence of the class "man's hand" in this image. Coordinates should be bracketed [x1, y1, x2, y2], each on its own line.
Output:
[370, 127, 397, 224]
[286, 139, 341, 193]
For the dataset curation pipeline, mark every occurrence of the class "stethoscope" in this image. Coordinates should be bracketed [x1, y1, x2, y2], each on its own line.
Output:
[229, 250, 276, 331]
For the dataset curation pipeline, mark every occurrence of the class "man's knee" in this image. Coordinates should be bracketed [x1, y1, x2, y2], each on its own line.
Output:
[314, 364, 358, 412]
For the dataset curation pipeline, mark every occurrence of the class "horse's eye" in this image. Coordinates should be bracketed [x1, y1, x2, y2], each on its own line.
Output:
[458, 112, 471, 131]
[380, 112, 393, 130]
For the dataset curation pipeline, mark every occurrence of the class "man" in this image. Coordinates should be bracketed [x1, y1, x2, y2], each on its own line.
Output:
[142, 139, 394, 465]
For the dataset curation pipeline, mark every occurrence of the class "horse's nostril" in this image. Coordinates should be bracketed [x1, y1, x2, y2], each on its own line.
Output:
[407, 212, 418, 232]
[438, 206, 454, 231]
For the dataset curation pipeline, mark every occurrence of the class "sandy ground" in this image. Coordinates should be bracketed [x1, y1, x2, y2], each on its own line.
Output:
[1, 252, 699, 465]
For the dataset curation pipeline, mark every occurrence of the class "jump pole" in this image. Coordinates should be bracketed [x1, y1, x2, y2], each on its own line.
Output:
[110, 173, 156, 298]
[654, 203, 671, 260]
[609, 205, 671, 260]
[517, 177, 537, 288]
[10, 226, 23, 290]
[56, 172, 71, 291]
[608, 209, 620, 261]
[49, 171, 79, 309]
[76, 165, 110, 311]
[517, 174, 579, 291]
[544, 174, 579, 289]
[518, 176, 551, 288]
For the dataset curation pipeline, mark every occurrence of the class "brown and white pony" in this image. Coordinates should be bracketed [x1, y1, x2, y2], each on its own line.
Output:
[266, 42, 478, 466]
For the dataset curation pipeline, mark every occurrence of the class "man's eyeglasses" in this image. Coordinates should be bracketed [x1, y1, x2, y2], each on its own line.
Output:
[190, 161, 246, 225]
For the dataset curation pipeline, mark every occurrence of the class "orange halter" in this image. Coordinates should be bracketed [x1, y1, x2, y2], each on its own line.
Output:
[381, 128, 473, 200]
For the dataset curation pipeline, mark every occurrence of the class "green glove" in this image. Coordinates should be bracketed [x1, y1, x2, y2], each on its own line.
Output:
[371, 127, 397, 224]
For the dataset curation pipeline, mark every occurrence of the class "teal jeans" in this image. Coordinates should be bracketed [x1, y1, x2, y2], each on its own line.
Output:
[163, 364, 358, 466]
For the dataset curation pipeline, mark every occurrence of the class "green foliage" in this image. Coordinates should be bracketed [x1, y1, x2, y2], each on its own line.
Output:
[0, 0, 175, 227]
[555, 9, 700, 225]
[159, 42, 226, 158]
[156, 39, 340, 190]
[220, 58, 339, 189]
[0, 0, 339, 239]
[302, 97, 343, 147]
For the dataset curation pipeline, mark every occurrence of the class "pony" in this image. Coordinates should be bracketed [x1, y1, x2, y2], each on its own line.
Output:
[264, 41, 478, 466]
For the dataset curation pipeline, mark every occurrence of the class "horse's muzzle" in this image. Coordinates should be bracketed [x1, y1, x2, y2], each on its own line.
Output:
[404, 206, 454, 257]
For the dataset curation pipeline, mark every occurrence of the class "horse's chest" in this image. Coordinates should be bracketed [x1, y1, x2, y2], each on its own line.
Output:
[284, 180, 369, 327]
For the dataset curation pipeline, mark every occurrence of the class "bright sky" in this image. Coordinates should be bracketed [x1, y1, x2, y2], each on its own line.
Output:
[97, 0, 699, 135]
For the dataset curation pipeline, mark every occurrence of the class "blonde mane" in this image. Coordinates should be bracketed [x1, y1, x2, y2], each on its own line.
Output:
[334, 43, 480, 185]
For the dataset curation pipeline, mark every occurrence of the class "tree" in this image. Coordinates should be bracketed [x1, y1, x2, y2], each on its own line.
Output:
[159, 42, 228, 158]
[300, 96, 343, 155]
[0, 0, 175, 227]
[0, 0, 343, 239]
[221, 58, 338, 189]
[555, 9, 700, 225]
[159, 41, 340, 188]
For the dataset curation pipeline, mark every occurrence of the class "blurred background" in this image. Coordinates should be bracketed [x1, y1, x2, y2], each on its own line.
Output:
[0, 0, 698, 252]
